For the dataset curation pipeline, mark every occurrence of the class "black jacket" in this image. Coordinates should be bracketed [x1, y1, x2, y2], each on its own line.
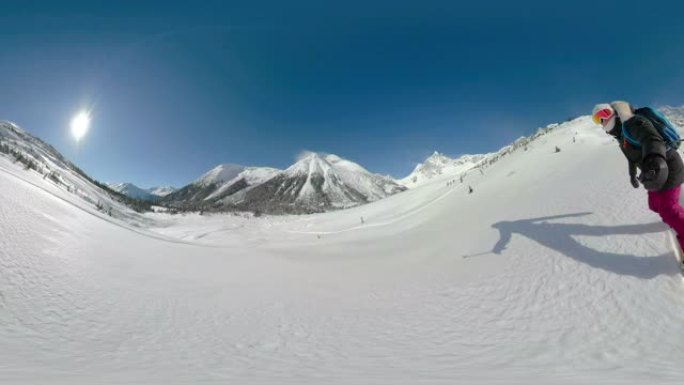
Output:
[615, 114, 684, 191]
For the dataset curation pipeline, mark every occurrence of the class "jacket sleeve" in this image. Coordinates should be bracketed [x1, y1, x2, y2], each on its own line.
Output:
[628, 159, 636, 178]
[623, 115, 667, 160]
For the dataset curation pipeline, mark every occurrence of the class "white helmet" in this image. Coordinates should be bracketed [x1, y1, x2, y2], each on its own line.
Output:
[592, 103, 617, 133]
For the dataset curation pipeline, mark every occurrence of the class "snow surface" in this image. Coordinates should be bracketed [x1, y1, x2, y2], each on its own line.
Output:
[3, 114, 684, 384]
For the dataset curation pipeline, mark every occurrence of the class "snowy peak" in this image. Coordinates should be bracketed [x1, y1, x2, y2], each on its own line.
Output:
[285, 152, 334, 178]
[323, 153, 372, 175]
[194, 164, 245, 186]
[237, 167, 281, 185]
[285, 152, 374, 180]
[424, 151, 452, 165]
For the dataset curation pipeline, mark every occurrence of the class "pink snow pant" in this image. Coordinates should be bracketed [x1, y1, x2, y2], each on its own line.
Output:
[648, 185, 684, 250]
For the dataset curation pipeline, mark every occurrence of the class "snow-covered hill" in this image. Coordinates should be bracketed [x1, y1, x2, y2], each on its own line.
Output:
[4, 108, 684, 384]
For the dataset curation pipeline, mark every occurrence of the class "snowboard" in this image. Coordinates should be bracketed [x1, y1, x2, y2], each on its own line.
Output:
[667, 230, 684, 276]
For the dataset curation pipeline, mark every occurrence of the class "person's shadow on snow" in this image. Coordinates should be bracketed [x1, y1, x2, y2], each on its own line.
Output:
[488, 212, 675, 279]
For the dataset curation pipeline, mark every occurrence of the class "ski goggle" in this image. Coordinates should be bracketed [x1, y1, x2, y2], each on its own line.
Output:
[592, 108, 614, 125]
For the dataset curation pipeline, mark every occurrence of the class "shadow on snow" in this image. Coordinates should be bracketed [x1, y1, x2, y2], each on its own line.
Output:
[485, 212, 675, 279]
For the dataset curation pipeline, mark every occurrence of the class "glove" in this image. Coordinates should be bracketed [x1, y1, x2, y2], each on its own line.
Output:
[630, 175, 639, 188]
[639, 155, 668, 191]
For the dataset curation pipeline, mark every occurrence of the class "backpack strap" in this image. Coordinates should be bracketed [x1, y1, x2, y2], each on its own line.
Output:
[621, 123, 641, 148]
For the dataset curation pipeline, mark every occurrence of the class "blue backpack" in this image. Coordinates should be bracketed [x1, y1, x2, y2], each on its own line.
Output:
[622, 107, 682, 151]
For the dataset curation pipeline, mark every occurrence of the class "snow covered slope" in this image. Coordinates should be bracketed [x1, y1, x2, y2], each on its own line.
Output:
[0, 121, 147, 218]
[3, 111, 684, 384]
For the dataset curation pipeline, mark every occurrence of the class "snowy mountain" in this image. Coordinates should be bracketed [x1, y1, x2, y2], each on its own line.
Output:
[7, 110, 684, 383]
[162, 163, 247, 203]
[234, 152, 407, 214]
[162, 163, 281, 207]
[206, 166, 281, 203]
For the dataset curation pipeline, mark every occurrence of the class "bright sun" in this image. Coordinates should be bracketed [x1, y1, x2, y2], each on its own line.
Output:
[70, 111, 90, 142]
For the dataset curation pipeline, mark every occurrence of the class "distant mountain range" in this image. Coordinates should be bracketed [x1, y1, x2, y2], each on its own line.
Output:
[106, 183, 177, 202]
[160, 153, 407, 214]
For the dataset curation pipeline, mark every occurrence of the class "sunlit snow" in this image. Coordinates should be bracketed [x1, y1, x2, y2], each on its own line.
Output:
[2, 112, 684, 384]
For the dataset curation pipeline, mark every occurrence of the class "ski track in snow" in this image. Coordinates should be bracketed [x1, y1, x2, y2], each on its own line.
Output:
[3, 117, 684, 384]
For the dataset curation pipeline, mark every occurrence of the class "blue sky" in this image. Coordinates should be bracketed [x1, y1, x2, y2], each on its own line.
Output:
[1, 0, 684, 187]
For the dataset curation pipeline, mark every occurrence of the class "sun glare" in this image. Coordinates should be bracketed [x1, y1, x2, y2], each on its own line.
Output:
[71, 111, 90, 142]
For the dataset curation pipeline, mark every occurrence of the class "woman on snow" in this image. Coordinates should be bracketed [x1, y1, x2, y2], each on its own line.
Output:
[592, 101, 684, 253]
